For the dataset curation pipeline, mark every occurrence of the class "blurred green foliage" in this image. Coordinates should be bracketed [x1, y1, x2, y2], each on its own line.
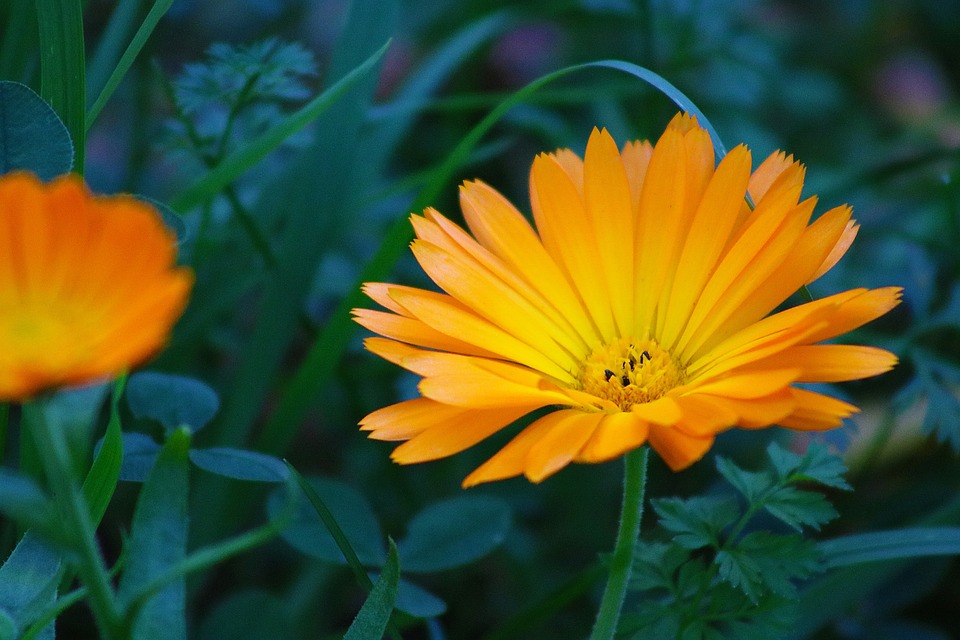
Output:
[2, 0, 960, 637]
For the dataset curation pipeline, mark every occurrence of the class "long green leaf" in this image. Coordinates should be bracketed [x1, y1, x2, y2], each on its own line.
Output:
[0, 532, 61, 639]
[259, 59, 722, 455]
[0, 0, 38, 80]
[117, 427, 191, 639]
[819, 527, 960, 568]
[81, 375, 126, 527]
[169, 40, 390, 213]
[86, 0, 146, 108]
[35, 0, 85, 174]
[344, 540, 400, 640]
[85, 0, 175, 130]
[286, 464, 373, 593]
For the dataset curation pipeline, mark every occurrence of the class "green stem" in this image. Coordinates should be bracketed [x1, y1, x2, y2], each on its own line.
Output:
[0, 402, 8, 463]
[23, 402, 122, 637]
[590, 446, 649, 640]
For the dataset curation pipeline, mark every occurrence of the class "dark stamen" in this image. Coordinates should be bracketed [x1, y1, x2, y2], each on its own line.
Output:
[628, 355, 636, 370]
[639, 350, 651, 364]
[604, 369, 615, 382]
[621, 374, 630, 386]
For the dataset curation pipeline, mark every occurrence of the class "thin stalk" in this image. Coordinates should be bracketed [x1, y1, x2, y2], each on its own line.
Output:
[0, 402, 8, 463]
[23, 402, 122, 636]
[589, 446, 649, 640]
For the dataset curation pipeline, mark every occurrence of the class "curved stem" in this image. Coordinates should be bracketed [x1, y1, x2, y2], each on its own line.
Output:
[590, 446, 649, 640]
[23, 401, 122, 637]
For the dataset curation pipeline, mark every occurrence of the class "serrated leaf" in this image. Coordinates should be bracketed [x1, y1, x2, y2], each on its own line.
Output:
[766, 442, 850, 490]
[719, 532, 821, 601]
[652, 497, 739, 549]
[716, 456, 773, 503]
[398, 495, 511, 573]
[118, 427, 191, 640]
[267, 476, 385, 566]
[762, 486, 838, 532]
[897, 350, 960, 452]
[716, 548, 763, 603]
[621, 603, 682, 640]
[345, 540, 400, 640]
[0, 81, 73, 178]
[631, 542, 689, 592]
[126, 371, 220, 432]
[189, 447, 288, 482]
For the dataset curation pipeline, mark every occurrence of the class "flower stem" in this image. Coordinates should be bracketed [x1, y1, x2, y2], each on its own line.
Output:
[23, 401, 122, 637]
[589, 446, 649, 640]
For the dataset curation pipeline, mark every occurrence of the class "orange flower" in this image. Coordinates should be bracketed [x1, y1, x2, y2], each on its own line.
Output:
[0, 172, 193, 401]
[354, 115, 900, 487]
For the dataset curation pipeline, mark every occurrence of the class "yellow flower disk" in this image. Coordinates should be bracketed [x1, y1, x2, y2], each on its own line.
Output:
[0, 172, 193, 400]
[354, 114, 901, 487]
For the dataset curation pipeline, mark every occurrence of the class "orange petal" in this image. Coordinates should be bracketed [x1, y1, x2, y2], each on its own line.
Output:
[660, 144, 752, 348]
[748, 151, 797, 202]
[808, 219, 859, 283]
[757, 344, 899, 383]
[390, 404, 532, 463]
[647, 423, 715, 471]
[352, 308, 501, 359]
[671, 394, 739, 436]
[361, 398, 465, 441]
[524, 410, 603, 482]
[697, 390, 796, 429]
[462, 410, 571, 487]
[686, 368, 800, 399]
[621, 140, 654, 206]
[576, 411, 650, 463]
[458, 181, 597, 345]
[634, 127, 688, 332]
[583, 128, 636, 334]
[777, 388, 860, 431]
[629, 395, 683, 424]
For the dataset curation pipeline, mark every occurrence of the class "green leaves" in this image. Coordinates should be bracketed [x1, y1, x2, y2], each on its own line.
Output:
[35, 0, 85, 173]
[652, 497, 739, 549]
[269, 476, 512, 620]
[126, 371, 220, 433]
[270, 476, 386, 566]
[120, 371, 288, 484]
[718, 442, 849, 532]
[118, 427, 191, 640]
[0, 81, 73, 179]
[0, 532, 61, 639]
[397, 495, 512, 572]
[626, 442, 850, 638]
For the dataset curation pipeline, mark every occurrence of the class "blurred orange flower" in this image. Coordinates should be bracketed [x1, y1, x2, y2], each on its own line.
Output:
[0, 172, 193, 401]
[355, 115, 900, 487]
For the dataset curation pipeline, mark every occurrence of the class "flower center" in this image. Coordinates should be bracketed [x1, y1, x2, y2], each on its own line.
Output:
[578, 337, 686, 411]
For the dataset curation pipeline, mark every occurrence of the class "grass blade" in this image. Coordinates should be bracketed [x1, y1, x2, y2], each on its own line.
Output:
[344, 540, 400, 640]
[819, 527, 960, 568]
[35, 0, 85, 174]
[85, 0, 175, 130]
[81, 376, 126, 527]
